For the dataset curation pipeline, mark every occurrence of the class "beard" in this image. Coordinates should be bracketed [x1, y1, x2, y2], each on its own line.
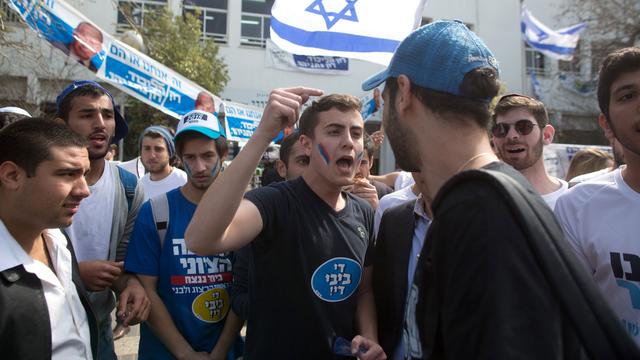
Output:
[384, 102, 421, 172]
[502, 134, 543, 171]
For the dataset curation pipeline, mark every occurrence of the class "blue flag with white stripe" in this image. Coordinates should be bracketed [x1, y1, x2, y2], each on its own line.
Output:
[270, 0, 428, 65]
[521, 6, 586, 61]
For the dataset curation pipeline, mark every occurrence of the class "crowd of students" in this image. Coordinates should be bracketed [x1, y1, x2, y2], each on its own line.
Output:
[1, 19, 639, 360]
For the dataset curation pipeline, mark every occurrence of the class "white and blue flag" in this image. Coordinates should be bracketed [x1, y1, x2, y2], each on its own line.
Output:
[521, 6, 586, 61]
[270, 0, 428, 65]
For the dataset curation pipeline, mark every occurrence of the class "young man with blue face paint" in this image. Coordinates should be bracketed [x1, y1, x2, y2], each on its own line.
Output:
[125, 110, 244, 359]
[186, 91, 386, 359]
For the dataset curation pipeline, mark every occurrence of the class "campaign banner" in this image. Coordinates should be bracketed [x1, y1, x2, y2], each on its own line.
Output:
[223, 102, 264, 143]
[265, 40, 350, 75]
[8, 0, 222, 119]
[543, 143, 612, 179]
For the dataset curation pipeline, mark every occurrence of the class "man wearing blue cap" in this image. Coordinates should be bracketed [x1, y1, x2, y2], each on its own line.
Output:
[138, 125, 187, 200]
[125, 110, 244, 359]
[361, 20, 637, 359]
[55, 80, 150, 359]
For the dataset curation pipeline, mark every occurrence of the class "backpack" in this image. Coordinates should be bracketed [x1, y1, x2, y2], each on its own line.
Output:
[450, 169, 640, 359]
[149, 193, 169, 247]
[116, 165, 138, 213]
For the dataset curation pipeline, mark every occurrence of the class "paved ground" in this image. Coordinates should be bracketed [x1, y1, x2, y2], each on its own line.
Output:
[112, 310, 139, 360]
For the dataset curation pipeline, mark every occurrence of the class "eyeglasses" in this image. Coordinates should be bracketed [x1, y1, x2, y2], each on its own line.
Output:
[491, 119, 539, 138]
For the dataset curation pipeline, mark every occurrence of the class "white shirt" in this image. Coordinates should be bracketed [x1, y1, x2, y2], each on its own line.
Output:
[0, 221, 93, 359]
[568, 167, 613, 187]
[141, 167, 187, 201]
[541, 177, 568, 210]
[555, 168, 640, 346]
[394, 171, 415, 192]
[118, 157, 145, 179]
[374, 185, 418, 236]
[65, 159, 115, 261]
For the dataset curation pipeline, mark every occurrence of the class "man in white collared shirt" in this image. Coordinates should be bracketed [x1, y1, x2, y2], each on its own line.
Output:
[0, 118, 97, 359]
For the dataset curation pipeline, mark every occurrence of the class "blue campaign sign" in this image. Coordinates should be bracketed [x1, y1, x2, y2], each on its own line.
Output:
[224, 103, 263, 143]
[8, 0, 223, 120]
[310, 257, 362, 302]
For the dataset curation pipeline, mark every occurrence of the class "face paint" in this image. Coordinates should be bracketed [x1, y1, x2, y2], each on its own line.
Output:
[317, 143, 330, 165]
[356, 151, 364, 164]
[183, 161, 194, 177]
[210, 158, 221, 179]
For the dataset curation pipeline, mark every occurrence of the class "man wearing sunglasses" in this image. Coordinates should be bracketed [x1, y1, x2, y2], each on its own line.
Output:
[491, 94, 568, 209]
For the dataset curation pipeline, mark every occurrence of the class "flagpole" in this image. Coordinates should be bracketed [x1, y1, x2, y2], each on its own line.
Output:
[520, 0, 527, 95]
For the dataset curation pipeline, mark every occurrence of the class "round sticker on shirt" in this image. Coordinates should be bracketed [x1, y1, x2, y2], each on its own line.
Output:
[192, 287, 230, 323]
[311, 257, 362, 302]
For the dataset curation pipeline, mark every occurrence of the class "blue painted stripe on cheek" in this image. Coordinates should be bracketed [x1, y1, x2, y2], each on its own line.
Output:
[317, 144, 330, 165]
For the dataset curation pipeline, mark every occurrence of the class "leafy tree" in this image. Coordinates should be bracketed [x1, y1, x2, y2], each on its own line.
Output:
[560, 0, 640, 76]
[121, 6, 229, 159]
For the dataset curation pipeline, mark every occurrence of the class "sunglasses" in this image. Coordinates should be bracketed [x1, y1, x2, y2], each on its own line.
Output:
[491, 119, 539, 138]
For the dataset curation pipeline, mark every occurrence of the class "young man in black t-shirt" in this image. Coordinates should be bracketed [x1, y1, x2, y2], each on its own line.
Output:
[186, 90, 386, 360]
[361, 20, 603, 359]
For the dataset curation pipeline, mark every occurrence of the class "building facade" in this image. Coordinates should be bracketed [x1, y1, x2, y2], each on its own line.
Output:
[0, 0, 607, 170]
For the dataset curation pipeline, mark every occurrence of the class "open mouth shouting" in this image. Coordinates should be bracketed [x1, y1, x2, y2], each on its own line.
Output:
[336, 155, 355, 174]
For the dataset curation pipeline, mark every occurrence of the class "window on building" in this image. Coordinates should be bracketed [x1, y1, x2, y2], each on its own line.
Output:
[558, 42, 581, 75]
[241, 0, 274, 48]
[525, 43, 548, 76]
[183, 0, 228, 44]
[117, 0, 167, 34]
[1, 2, 22, 24]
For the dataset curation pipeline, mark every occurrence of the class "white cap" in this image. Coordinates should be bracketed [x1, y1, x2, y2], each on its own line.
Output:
[0, 106, 31, 117]
[176, 110, 225, 140]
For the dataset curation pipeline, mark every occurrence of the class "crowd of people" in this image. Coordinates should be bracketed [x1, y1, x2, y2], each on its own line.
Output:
[1, 19, 639, 360]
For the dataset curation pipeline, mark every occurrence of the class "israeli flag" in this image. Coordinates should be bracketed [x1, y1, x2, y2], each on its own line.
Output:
[521, 6, 586, 61]
[270, 0, 428, 65]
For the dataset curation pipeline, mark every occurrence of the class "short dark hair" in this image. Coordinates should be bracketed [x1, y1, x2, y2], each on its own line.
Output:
[597, 47, 640, 121]
[279, 131, 302, 166]
[299, 94, 362, 138]
[0, 112, 29, 130]
[363, 132, 375, 160]
[57, 84, 108, 121]
[175, 131, 228, 158]
[492, 94, 549, 127]
[385, 67, 500, 129]
[0, 118, 87, 177]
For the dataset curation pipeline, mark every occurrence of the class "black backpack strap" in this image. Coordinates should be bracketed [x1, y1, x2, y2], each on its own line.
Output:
[452, 169, 640, 359]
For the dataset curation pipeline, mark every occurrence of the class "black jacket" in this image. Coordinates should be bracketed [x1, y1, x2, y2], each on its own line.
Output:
[373, 199, 417, 355]
[0, 234, 99, 360]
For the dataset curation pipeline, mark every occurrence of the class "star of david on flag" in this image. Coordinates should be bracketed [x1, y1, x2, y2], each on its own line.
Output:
[521, 6, 586, 61]
[270, 0, 428, 65]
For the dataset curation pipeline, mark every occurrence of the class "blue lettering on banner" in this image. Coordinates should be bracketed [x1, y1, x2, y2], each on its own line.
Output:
[311, 257, 361, 302]
[292, 55, 349, 71]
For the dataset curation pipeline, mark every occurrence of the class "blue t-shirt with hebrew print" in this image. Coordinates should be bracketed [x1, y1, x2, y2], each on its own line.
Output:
[125, 188, 243, 359]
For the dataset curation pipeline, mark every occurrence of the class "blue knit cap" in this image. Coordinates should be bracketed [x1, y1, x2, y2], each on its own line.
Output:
[139, 125, 175, 158]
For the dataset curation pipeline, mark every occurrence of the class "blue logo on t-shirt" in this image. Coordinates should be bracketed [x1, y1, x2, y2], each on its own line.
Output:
[311, 257, 362, 302]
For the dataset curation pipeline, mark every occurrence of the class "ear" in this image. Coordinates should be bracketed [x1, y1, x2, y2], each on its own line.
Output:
[598, 113, 615, 141]
[395, 75, 414, 114]
[54, 117, 65, 125]
[541, 124, 555, 145]
[275, 159, 287, 178]
[299, 134, 313, 156]
[0, 161, 25, 191]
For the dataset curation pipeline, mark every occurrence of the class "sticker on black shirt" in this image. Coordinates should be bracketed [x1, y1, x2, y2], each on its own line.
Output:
[311, 257, 362, 302]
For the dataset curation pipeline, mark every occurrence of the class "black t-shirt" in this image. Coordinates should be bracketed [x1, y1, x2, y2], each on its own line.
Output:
[403, 162, 583, 359]
[243, 177, 375, 359]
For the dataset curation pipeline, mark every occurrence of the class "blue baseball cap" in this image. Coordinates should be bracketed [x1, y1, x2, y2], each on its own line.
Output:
[362, 20, 499, 100]
[56, 80, 128, 143]
[176, 110, 226, 140]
